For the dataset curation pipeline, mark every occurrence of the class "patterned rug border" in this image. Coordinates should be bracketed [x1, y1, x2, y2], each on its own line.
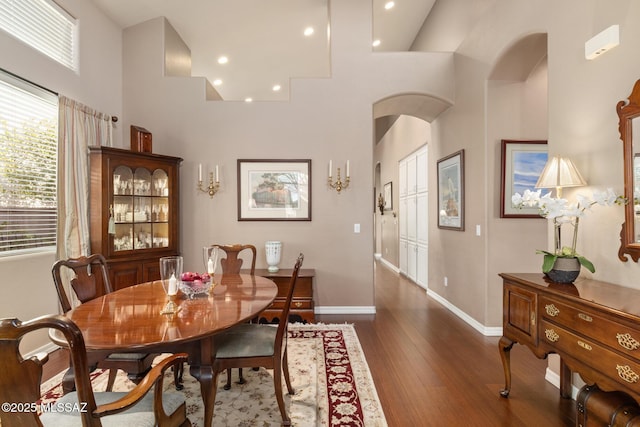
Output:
[289, 323, 387, 426]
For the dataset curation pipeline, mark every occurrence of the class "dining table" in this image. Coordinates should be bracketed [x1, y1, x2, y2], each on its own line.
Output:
[49, 273, 278, 427]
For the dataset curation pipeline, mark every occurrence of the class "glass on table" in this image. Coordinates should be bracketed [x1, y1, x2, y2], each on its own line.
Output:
[159, 256, 183, 314]
[203, 246, 219, 276]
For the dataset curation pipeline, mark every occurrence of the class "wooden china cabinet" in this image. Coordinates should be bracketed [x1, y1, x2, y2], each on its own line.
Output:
[89, 146, 182, 291]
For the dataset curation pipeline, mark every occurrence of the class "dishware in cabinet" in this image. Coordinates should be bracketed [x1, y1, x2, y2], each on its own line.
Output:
[89, 146, 182, 290]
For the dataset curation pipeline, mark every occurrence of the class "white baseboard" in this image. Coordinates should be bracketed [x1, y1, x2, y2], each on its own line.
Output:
[314, 306, 377, 315]
[377, 257, 399, 273]
[25, 342, 59, 359]
[545, 367, 579, 399]
[426, 289, 503, 337]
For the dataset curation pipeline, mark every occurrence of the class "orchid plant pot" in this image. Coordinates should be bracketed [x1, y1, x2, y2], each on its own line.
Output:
[545, 256, 581, 283]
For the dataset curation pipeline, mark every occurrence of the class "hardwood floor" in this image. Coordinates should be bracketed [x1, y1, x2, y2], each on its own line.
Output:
[42, 260, 576, 426]
[317, 261, 576, 427]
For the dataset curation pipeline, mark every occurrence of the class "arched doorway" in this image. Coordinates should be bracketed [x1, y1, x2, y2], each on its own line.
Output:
[372, 93, 452, 288]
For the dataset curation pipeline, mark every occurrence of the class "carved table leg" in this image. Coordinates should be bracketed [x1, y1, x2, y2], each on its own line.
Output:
[189, 337, 217, 427]
[499, 336, 515, 397]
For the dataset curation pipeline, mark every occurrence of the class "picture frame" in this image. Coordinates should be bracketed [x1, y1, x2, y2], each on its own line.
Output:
[237, 159, 311, 221]
[437, 150, 465, 230]
[500, 140, 548, 218]
[383, 182, 393, 211]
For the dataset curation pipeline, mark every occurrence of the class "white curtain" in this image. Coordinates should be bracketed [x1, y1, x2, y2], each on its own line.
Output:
[56, 96, 113, 261]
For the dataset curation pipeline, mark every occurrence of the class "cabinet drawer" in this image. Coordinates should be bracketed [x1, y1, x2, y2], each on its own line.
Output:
[268, 277, 312, 298]
[540, 319, 640, 395]
[540, 297, 640, 357]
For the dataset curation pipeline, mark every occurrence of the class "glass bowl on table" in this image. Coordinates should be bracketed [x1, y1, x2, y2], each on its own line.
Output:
[179, 271, 212, 298]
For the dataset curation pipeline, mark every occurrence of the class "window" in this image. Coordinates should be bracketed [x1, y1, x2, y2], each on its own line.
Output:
[0, 70, 58, 254]
[0, 0, 78, 71]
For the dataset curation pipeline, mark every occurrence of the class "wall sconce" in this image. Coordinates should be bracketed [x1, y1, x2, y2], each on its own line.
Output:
[197, 163, 220, 198]
[377, 193, 385, 214]
[328, 160, 350, 193]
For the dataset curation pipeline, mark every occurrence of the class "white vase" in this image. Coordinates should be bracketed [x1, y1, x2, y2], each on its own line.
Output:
[265, 241, 282, 273]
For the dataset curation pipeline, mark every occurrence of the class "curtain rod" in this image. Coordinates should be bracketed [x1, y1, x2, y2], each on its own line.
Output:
[1, 67, 57, 96]
[1, 67, 119, 123]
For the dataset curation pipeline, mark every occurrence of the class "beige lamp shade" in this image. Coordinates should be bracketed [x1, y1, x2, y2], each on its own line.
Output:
[535, 156, 586, 197]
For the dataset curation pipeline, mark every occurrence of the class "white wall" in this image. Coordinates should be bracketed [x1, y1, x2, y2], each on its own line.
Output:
[0, 0, 122, 352]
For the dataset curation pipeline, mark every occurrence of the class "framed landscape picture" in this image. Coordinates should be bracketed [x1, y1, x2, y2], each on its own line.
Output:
[237, 159, 311, 221]
[437, 150, 464, 230]
[500, 140, 548, 218]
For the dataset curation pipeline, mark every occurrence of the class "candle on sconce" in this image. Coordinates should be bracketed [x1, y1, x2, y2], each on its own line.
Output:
[329, 160, 332, 178]
[215, 165, 219, 182]
[198, 164, 202, 182]
[346, 160, 350, 177]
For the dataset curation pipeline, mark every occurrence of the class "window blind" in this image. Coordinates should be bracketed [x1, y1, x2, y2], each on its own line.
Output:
[0, 0, 77, 71]
[0, 71, 58, 254]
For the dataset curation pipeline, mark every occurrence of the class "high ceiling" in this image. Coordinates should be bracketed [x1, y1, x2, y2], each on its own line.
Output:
[89, 0, 435, 101]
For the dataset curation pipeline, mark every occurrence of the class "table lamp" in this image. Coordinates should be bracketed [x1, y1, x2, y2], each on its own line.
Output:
[535, 156, 587, 198]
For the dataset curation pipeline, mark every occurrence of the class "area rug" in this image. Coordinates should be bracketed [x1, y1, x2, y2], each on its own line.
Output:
[40, 323, 387, 426]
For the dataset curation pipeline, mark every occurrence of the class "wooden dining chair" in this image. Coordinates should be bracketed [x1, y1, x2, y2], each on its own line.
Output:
[0, 314, 190, 427]
[213, 253, 304, 426]
[214, 243, 257, 275]
[210, 243, 257, 389]
[51, 254, 161, 392]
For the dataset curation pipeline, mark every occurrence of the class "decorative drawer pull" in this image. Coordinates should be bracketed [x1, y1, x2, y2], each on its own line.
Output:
[616, 333, 640, 351]
[577, 340, 592, 351]
[617, 365, 640, 384]
[545, 329, 559, 342]
[545, 304, 559, 317]
[578, 313, 593, 322]
[294, 302, 302, 308]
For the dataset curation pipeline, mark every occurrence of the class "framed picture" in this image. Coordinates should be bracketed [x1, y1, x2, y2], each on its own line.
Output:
[383, 182, 393, 211]
[500, 140, 548, 218]
[237, 159, 311, 221]
[437, 150, 465, 230]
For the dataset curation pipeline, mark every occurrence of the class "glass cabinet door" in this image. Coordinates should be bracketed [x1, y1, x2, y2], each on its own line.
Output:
[111, 166, 171, 252]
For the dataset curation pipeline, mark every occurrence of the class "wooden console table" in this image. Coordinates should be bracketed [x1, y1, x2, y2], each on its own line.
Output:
[242, 268, 315, 323]
[499, 273, 640, 403]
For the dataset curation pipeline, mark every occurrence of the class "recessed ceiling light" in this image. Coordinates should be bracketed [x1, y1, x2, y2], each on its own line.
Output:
[213, 79, 222, 86]
[272, 84, 281, 92]
[217, 56, 228, 64]
[384, 1, 395, 10]
[372, 39, 381, 47]
[304, 27, 314, 36]
[245, 97, 253, 103]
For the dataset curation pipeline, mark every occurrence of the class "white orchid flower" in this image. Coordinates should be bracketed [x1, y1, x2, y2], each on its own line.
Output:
[562, 202, 584, 218]
[539, 197, 567, 219]
[592, 188, 620, 206]
[511, 186, 625, 266]
[521, 189, 542, 207]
